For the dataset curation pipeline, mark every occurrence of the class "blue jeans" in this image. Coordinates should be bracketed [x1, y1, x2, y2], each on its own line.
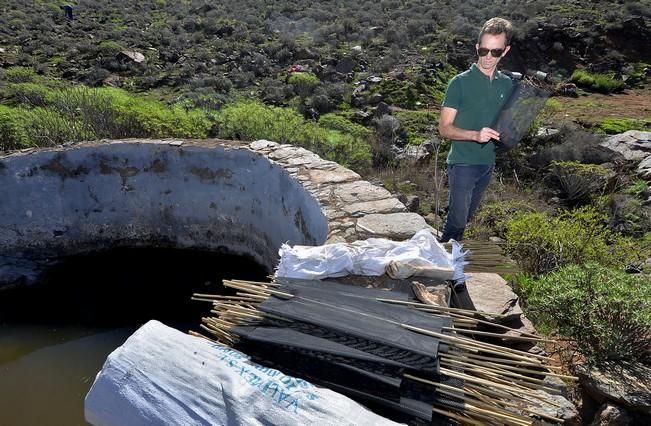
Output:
[440, 164, 494, 242]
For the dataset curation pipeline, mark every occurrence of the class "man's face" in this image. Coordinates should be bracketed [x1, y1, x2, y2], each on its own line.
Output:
[476, 33, 510, 75]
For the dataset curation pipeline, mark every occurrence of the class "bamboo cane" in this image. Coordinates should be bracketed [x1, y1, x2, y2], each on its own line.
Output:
[444, 326, 557, 343]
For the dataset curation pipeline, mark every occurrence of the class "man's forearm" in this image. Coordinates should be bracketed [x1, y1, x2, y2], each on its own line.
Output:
[439, 123, 479, 142]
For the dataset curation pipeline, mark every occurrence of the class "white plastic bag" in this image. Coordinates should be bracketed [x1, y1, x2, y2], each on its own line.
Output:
[276, 229, 466, 281]
[85, 321, 401, 426]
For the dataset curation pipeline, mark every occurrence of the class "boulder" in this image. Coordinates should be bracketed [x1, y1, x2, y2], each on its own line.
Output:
[355, 213, 432, 240]
[116, 50, 145, 64]
[577, 362, 651, 415]
[294, 47, 318, 60]
[463, 272, 523, 320]
[524, 390, 579, 425]
[336, 57, 356, 74]
[600, 130, 651, 161]
[637, 155, 651, 180]
[590, 403, 633, 426]
[395, 141, 434, 167]
[396, 194, 419, 213]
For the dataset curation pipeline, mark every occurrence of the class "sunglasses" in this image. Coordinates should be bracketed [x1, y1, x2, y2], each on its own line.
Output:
[477, 47, 505, 58]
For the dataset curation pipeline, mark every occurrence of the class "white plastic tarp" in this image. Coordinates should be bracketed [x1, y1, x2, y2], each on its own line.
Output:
[275, 229, 466, 281]
[85, 320, 402, 426]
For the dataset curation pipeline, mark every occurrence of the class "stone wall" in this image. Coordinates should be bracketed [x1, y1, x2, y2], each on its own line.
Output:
[0, 138, 431, 290]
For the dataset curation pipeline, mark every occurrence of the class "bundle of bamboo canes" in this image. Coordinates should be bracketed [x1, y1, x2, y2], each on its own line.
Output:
[192, 278, 575, 425]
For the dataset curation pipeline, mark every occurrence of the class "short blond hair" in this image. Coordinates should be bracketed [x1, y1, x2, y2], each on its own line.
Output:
[478, 17, 513, 45]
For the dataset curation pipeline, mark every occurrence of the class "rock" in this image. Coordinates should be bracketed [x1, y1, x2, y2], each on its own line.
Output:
[331, 181, 397, 204]
[395, 143, 432, 167]
[488, 236, 504, 243]
[600, 130, 651, 161]
[368, 76, 382, 84]
[343, 198, 406, 215]
[374, 102, 390, 117]
[335, 57, 356, 74]
[116, 50, 145, 63]
[368, 93, 383, 105]
[353, 110, 372, 124]
[536, 127, 560, 137]
[555, 82, 578, 97]
[351, 45, 363, 53]
[637, 155, 651, 180]
[396, 194, 419, 212]
[577, 362, 651, 415]
[351, 95, 364, 107]
[463, 273, 523, 320]
[423, 213, 441, 227]
[298, 166, 360, 184]
[102, 74, 121, 87]
[544, 374, 570, 398]
[590, 403, 633, 426]
[500, 314, 538, 341]
[355, 213, 432, 240]
[294, 47, 318, 60]
[526, 390, 579, 425]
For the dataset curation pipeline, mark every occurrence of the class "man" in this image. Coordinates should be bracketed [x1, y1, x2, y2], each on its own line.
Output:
[438, 17, 514, 242]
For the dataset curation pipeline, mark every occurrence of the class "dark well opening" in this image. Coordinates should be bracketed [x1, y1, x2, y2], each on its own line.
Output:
[0, 247, 268, 327]
[0, 247, 268, 426]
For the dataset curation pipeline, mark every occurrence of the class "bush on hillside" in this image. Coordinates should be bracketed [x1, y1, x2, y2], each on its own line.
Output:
[0, 86, 212, 149]
[547, 161, 611, 205]
[287, 72, 320, 98]
[3, 66, 39, 83]
[0, 105, 31, 150]
[597, 117, 651, 134]
[570, 69, 625, 93]
[517, 263, 651, 365]
[468, 200, 537, 240]
[213, 100, 372, 171]
[504, 206, 640, 274]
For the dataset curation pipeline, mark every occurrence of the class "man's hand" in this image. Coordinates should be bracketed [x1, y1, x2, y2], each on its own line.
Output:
[475, 127, 500, 143]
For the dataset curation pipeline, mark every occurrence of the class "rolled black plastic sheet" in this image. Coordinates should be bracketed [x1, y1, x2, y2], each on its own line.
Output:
[257, 286, 451, 371]
[492, 78, 552, 153]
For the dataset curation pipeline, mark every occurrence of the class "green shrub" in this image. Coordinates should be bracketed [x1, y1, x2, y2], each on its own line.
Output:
[97, 40, 123, 57]
[0, 105, 30, 150]
[23, 108, 94, 146]
[287, 72, 320, 98]
[393, 110, 438, 145]
[1, 86, 212, 146]
[596, 117, 650, 134]
[528, 97, 562, 137]
[7, 82, 55, 107]
[570, 69, 625, 93]
[624, 180, 649, 197]
[318, 113, 371, 139]
[213, 100, 371, 171]
[214, 100, 305, 143]
[3, 66, 38, 83]
[548, 161, 611, 205]
[372, 78, 419, 109]
[517, 263, 651, 365]
[601, 193, 651, 238]
[504, 206, 640, 274]
[468, 200, 536, 240]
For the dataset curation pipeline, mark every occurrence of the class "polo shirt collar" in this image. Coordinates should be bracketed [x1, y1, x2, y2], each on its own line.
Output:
[471, 63, 498, 80]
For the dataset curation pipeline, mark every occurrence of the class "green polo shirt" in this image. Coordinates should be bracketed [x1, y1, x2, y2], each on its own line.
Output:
[442, 64, 513, 165]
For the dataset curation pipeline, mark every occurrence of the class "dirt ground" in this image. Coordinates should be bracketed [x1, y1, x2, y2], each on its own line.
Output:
[551, 85, 651, 126]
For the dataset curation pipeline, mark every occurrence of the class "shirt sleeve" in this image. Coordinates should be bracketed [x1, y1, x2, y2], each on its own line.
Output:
[442, 76, 462, 110]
